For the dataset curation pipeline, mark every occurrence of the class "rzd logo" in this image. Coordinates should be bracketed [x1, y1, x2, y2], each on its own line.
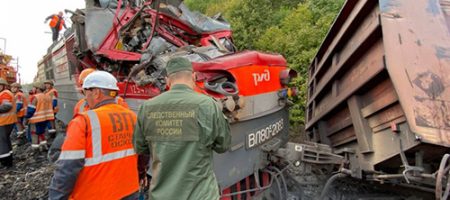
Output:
[252, 69, 270, 86]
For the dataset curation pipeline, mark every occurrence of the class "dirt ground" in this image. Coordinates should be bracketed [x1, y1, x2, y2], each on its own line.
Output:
[0, 137, 54, 200]
[0, 125, 435, 200]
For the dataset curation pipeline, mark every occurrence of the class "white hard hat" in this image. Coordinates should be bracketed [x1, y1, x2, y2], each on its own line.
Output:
[82, 71, 119, 91]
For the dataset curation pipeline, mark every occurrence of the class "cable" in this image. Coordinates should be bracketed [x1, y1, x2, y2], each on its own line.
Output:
[268, 170, 283, 199]
[268, 166, 288, 199]
[319, 172, 348, 200]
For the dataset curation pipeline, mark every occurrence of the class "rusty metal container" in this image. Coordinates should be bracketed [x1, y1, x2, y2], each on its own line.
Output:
[305, 0, 450, 187]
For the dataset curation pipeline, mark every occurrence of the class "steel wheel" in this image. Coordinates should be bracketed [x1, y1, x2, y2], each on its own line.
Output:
[436, 154, 450, 200]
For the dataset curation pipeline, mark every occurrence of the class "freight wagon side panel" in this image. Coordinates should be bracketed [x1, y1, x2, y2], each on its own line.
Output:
[305, 0, 450, 175]
[47, 34, 83, 125]
[380, 0, 450, 146]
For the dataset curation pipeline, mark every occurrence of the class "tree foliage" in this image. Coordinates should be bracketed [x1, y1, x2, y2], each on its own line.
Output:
[185, 0, 345, 127]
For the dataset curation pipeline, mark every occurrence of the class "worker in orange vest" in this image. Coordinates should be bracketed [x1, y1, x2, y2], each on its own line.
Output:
[0, 78, 17, 168]
[48, 68, 130, 163]
[26, 89, 36, 142]
[11, 83, 27, 137]
[49, 71, 139, 199]
[44, 80, 58, 136]
[73, 68, 129, 117]
[44, 11, 67, 42]
[26, 82, 54, 150]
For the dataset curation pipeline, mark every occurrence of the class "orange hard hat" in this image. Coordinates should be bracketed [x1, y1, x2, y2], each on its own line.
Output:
[79, 68, 96, 86]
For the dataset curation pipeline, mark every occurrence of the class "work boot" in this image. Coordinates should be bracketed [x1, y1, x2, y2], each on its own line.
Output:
[0, 156, 13, 168]
[39, 141, 49, 152]
[16, 131, 24, 137]
[15, 136, 27, 146]
[14, 131, 26, 146]
[31, 143, 40, 155]
[48, 129, 57, 139]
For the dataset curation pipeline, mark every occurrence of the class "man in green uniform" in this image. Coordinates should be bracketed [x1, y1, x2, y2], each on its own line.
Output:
[133, 57, 231, 200]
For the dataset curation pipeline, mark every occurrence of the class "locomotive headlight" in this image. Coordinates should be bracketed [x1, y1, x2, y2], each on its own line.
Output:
[279, 68, 298, 86]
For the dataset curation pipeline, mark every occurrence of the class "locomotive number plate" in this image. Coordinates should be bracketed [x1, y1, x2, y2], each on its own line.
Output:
[246, 118, 284, 149]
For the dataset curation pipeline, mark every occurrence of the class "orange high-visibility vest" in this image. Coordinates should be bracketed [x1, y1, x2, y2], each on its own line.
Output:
[29, 94, 35, 104]
[29, 93, 55, 124]
[49, 15, 64, 30]
[60, 103, 139, 199]
[73, 98, 86, 117]
[0, 90, 17, 126]
[15, 91, 28, 118]
[46, 88, 59, 113]
[73, 97, 129, 117]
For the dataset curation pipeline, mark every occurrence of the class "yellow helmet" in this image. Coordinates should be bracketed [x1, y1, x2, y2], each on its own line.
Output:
[0, 78, 8, 86]
[78, 68, 96, 86]
[33, 82, 46, 90]
[11, 83, 21, 88]
[44, 80, 54, 86]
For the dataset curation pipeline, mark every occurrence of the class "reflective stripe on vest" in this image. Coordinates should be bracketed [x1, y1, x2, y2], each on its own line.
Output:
[0, 100, 13, 118]
[78, 100, 87, 113]
[85, 149, 135, 166]
[0, 112, 16, 117]
[29, 93, 54, 123]
[83, 110, 135, 166]
[87, 111, 102, 159]
[59, 150, 86, 160]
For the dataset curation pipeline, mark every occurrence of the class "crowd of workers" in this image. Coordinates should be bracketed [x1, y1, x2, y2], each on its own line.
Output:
[0, 79, 59, 167]
[0, 57, 231, 199]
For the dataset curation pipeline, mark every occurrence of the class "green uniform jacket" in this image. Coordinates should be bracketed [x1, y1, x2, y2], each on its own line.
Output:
[133, 84, 231, 200]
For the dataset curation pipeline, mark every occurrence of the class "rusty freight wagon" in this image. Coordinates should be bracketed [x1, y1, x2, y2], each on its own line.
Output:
[304, 0, 450, 199]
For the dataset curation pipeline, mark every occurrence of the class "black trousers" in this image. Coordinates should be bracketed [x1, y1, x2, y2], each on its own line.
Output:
[51, 27, 60, 42]
[0, 124, 14, 167]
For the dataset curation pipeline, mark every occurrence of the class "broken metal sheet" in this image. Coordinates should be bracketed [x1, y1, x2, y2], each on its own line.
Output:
[141, 36, 177, 60]
[99, 0, 125, 8]
[85, 9, 123, 52]
[132, 45, 227, 87]
[177, 3, 231, 33]
[151, 45, 228, 70]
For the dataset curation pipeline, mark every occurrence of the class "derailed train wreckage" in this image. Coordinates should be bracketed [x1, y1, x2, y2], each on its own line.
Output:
[39, 0, 450, 199]
[45, 0, 301, 199]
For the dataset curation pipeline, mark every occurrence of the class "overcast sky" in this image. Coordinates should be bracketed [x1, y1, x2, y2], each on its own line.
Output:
[0, 0, 84, 83]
